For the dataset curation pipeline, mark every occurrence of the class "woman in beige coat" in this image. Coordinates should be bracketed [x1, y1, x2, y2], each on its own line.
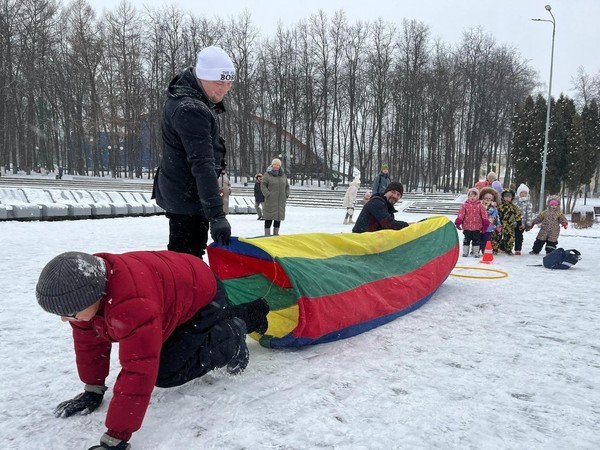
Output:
[342, 177, 361, 224]
[261, 158, 289, 235]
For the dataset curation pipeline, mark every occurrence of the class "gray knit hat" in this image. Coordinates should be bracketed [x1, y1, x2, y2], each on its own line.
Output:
[36, 252, 106, 316]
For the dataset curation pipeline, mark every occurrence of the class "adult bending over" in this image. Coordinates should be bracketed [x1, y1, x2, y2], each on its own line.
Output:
[352, 181, 409, 233]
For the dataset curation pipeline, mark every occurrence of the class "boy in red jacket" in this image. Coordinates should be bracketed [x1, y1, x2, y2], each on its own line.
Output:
[36, 251, 269, 450]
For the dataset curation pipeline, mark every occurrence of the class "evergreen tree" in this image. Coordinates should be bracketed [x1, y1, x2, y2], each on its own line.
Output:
[512, 96, 536, 183]
[511, 94, 547, 208]
[580, 99, 600, 194]
[546, 95, 576, 195]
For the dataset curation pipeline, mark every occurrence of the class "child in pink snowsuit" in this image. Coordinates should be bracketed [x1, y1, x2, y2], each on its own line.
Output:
[455, 188, 490, 257]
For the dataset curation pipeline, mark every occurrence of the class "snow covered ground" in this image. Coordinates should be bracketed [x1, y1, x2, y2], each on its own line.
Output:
[1, 205, 599, 449]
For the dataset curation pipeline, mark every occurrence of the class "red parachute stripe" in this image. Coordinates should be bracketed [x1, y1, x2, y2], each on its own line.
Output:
[209, 246, 292, 287]
[293, 246, 457, 339]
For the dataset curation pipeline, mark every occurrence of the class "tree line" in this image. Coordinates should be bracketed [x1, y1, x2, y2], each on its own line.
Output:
[2, 0, 600, 202]
[512, 95, 600, 210]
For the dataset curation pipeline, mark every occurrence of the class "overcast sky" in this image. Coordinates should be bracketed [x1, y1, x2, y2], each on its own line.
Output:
[88, 0, 600, 97]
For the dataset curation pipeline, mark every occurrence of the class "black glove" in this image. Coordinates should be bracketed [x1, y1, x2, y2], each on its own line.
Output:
[54, 386, 106, 418]
[88, 433, 131, 450]
[210, 214, 231, 245]
[225, 297, 270, 334]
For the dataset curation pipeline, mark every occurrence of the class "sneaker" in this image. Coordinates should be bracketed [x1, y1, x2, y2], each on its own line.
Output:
[226, 318, 249, 375]
[529, 251, 539, 255]
[515, 251, 521, 256]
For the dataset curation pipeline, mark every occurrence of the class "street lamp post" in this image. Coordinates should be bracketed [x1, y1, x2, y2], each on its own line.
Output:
[107, 145, 112, 178]
[89, 138, 94, 175]
[119, 146, 124, 178]
[532, 4, 556, 212]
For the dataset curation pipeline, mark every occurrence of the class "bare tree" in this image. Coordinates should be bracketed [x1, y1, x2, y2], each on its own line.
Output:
[224, 11, 259, 182]
[102, 0, 145, 178]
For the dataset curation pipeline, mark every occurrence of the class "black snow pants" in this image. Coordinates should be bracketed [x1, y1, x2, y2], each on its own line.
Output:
[155, 280, 240, 388]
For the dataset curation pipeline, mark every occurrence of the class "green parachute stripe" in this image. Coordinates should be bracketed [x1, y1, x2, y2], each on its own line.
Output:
[276, 221, 456, 298]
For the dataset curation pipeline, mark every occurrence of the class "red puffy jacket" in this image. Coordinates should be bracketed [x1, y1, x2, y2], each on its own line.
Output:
[69, 251, 216, 441]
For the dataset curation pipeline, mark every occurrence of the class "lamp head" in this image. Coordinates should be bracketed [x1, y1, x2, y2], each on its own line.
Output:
[545, 5, 551, 11]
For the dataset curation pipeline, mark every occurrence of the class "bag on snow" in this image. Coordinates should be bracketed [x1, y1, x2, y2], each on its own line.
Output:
[542, 248, 581, 270]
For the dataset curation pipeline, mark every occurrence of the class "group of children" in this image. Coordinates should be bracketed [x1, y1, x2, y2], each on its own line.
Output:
[455, 181, 568, 258]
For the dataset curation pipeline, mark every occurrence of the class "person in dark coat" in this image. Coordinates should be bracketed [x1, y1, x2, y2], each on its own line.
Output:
[36, 251, 269, 450]
[253, 173, 265, 220]
[261, 158, 289, 235]
[352, 181, 409, 233]
[152, 46, 235, 259]
[371, 163, 390, 194]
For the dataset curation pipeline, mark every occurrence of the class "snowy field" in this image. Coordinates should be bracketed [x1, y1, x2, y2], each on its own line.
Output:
[1, 205, 599, 449]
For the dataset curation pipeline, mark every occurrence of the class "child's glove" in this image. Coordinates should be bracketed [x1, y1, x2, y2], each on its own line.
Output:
[54, 386, 106, 417]
[562, 222, 568, 229]
[518, 225, 524, 231]
[454, 218, 463, 230]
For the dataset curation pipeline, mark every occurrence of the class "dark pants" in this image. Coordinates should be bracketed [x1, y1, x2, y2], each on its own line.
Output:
[264, 220, 281, 229]
[514, 227, 524, 252]
[166, 213, 210, 259]
[532, 238, 558, 254]
[155, 280, 239, 388]
[462, 230, 481, 247]
[480, 231, 492, 251]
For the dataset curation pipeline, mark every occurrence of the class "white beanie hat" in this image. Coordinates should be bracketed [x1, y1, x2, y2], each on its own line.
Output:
[516, 183, 529, 197]
[195, 46, 235, 81]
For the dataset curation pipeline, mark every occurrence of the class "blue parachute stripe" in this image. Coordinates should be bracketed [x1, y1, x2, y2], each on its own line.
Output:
[211, 236, 273, 261]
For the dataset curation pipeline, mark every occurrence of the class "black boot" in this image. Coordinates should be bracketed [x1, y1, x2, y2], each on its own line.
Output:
[225, 318, 249, 375]
[224, 297, 270, 334]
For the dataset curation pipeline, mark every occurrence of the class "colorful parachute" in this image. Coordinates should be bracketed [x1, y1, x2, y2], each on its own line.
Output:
[207, 215, 459, 348]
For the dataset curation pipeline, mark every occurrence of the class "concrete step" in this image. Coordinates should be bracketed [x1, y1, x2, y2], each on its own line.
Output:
[0, 175, 463, 218]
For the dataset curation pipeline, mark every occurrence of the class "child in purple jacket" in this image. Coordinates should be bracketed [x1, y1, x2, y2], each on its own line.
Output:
[479, 187, 501, 253]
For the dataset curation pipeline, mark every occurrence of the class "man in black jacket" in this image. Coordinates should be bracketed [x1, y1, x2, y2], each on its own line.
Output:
[153, 46, 235, 259]
[352, 182, 409, 233]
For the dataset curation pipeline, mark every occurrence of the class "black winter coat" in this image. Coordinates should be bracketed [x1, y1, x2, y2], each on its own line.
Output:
[352, 193, 409, 233]
[153, 67, 227, 219]
[254, 181, 265, 202]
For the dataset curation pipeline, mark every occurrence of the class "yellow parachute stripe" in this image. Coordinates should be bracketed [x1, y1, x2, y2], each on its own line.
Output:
[239, 215, 449, 259]
[247, 304, 298, 339]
